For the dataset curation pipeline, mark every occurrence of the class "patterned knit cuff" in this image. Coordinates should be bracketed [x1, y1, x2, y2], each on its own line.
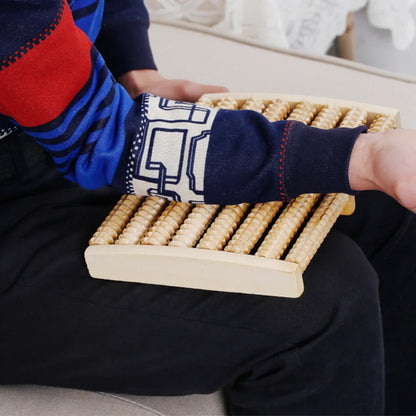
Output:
[117, 94, 218, 202]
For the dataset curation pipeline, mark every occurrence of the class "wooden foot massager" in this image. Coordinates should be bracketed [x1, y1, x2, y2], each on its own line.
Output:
[85, 93, 399, 298]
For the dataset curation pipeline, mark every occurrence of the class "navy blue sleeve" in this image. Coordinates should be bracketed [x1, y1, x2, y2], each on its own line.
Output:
[110, 94, 366, 205]
[204, 109, 366, 204]
[95, 0, 157, 77]
[283, 122, 366, 198]
[0, 1, 366, 204]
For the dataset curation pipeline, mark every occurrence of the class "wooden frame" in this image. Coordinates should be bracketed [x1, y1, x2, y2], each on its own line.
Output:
[85, 93, 399, 298]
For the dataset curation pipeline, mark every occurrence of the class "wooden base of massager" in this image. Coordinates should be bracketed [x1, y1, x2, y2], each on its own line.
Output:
[85, 93, 399, 298]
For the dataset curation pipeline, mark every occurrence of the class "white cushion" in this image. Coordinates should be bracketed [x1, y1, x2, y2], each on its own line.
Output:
[0, 385, 226, 416]
[149, 21, 416, 128]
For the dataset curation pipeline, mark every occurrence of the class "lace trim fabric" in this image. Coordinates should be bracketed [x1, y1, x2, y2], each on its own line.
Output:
[145, 0, 225, 25]
[145, 0, 416, 53]
[368, 0, 416, 50]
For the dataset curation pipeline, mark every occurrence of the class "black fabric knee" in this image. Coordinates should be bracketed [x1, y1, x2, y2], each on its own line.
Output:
[0, 134, 384, 415]
[337, 191, 416, 415]
[229, 231, 383, 415]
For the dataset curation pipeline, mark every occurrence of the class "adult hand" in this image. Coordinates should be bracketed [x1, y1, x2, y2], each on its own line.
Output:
[118, 69, 228, 102]
[349, 129, 416, 213]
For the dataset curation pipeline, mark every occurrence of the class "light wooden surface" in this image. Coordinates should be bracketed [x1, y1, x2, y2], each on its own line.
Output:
[85, 93, 398, 298]
[202, 93, 400, 127]
[86, 245, 303, 298]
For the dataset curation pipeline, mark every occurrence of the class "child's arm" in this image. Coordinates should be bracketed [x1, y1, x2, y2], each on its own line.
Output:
[0, 0, 368, 205]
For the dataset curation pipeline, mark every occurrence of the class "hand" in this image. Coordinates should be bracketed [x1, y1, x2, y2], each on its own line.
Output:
[349, 129, 416, 213]
[118, 69, 228, 102]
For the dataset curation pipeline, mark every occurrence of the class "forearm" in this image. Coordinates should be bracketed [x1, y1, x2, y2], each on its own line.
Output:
[111, 95, 365, 204]
[0, 1, 368, 205]
[0, 0, 137, 189]
[118, 69, 228, 101]
[348, 133, 377, 192]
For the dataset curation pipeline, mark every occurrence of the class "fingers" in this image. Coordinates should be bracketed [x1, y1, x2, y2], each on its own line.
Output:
[179, 82, 228, 102]
[157, 80, 228, 102]
[117, 69, 228, 102]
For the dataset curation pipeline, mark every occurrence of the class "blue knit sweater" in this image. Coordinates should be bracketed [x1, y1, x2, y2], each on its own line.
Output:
[0, 0, 365, 203]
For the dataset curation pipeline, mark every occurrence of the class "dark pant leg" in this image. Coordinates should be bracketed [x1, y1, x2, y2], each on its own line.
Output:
[0, 135, 384, 415]
[337, 192, 416, 415]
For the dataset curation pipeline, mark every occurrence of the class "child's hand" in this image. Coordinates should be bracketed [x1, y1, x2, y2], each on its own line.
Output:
[118, 69, 228, 102]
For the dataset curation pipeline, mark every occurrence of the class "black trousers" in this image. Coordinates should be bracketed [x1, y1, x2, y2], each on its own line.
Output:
[0, 133, 414, 415]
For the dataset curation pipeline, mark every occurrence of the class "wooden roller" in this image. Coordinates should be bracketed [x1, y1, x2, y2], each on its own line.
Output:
[85, 93, 400, 298]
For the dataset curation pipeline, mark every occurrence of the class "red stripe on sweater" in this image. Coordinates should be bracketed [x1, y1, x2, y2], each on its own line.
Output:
[0, 1, 92, 127]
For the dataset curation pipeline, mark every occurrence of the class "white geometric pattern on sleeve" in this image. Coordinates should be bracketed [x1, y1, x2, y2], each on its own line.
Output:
[126, 94, 218, 203]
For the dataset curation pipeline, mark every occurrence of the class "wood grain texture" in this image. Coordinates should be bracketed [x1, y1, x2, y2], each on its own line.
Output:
[85, 93, 399, 298]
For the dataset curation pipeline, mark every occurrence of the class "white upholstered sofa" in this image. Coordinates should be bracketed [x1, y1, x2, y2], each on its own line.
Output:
[2, 20, 416, 416]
